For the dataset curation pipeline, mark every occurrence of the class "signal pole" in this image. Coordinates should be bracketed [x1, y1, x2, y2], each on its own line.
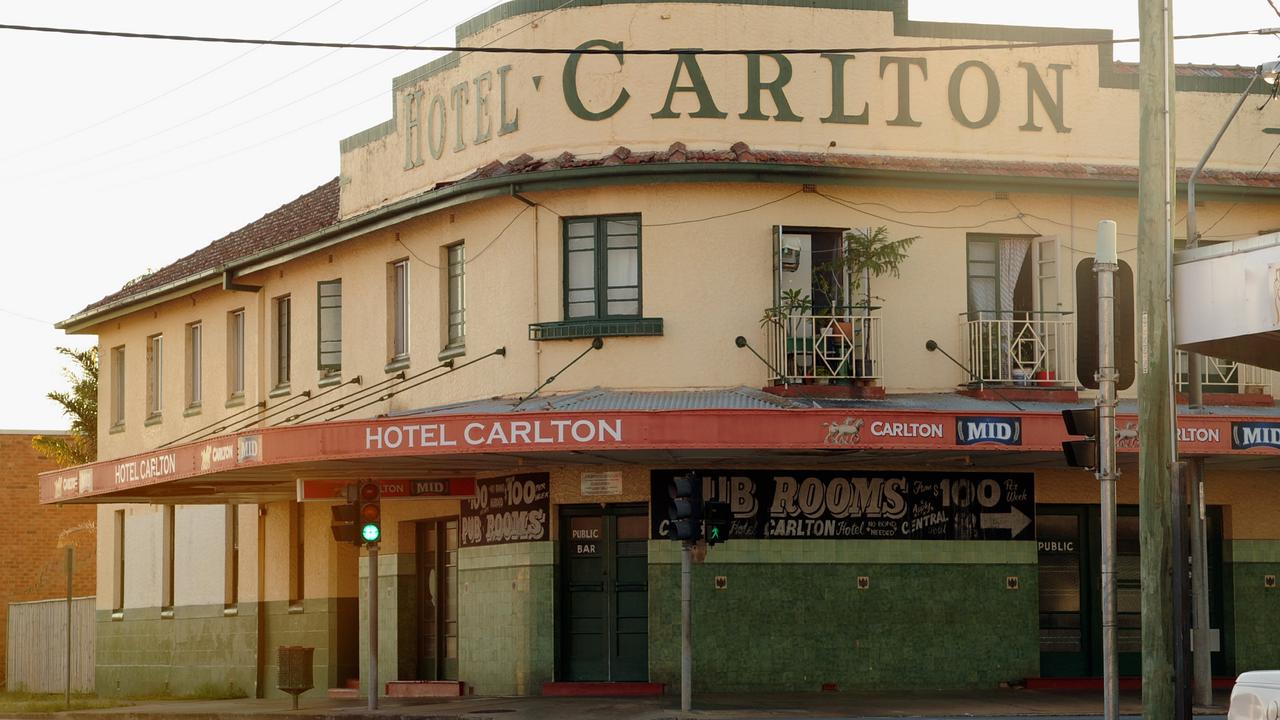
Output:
[369, 542, 379, 711]
[1096, 220, 1120, 720]
[681, 540, 691, 712]
[1137, 0, 1178, 717]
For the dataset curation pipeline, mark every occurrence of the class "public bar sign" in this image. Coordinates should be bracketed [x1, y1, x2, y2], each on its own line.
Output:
[650, 470, 1035, 542]
[460, 473, 550, 547]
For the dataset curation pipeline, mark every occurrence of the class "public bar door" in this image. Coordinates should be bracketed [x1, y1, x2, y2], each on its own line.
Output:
[560, 504, 648, 681]
[1037, 504, 1225, 678]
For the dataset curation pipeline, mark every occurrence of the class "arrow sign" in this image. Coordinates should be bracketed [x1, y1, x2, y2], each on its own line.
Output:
[981, 506, 1032, 538]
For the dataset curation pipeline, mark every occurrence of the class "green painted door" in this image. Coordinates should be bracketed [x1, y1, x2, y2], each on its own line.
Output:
[561, 504, 649, 682]
[1037, 504, 1225, 678]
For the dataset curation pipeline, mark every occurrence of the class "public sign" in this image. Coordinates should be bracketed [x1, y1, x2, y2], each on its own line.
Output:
[460, 473, 550, 547]
[650, 470, 1034, 542]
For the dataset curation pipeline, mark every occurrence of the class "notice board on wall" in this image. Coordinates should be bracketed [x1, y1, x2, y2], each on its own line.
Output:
[650, 470, 1034, 541]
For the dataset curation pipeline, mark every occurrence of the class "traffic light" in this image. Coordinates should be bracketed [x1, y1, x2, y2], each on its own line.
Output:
[667, 472, 702, 542]
[330, 501, 359, 543]
[1061, 408, 1099, 470]
[704, 501, 731, 545]
[356, 479, 381, 544]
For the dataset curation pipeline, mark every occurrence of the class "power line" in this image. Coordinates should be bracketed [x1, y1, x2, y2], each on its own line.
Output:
[0, 307, 54, 325]
[0, 0, 348, 164]
[0, 23, 1271, 55]
[15, 0, 442, 182]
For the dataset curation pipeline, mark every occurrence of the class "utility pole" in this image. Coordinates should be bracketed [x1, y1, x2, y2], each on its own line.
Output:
[1096, 220, 1120, 720]
[1138, 0, 1177, 718]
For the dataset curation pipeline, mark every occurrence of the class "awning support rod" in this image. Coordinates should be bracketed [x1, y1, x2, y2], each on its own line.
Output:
[924, 339, 1024, 411]
[156, 399, 267, 449]
[282, 371, 414, 426]
[325, 347, 507, 421]
[514, 338, 602, 409]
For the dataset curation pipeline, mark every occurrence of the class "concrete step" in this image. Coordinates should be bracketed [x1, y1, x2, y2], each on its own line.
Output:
[385, 680, 466, 697]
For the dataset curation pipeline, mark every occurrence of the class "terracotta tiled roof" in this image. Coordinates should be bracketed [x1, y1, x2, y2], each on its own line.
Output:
[78, 177, 340, 316]
[455, 141, 1280, 190]
[1113, 61, 1260, 79]
[77, 141, 1280, 323]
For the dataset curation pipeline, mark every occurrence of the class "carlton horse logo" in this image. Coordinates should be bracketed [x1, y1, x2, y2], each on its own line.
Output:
[823, 416, 864, 445]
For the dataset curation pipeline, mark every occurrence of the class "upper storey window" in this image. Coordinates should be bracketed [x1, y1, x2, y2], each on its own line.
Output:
[110, 345, 126, 430]
[146, 334, 163, 421]
[445, 243, 465, 352]
[228, 310, 245, 400]
[318, 280, 342, 379]
[564, 215, 641, 320]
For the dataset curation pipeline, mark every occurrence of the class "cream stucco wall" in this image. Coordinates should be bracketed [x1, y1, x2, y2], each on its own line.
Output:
[93, 182, 1280, 461]
[339, 1, 1278, 217]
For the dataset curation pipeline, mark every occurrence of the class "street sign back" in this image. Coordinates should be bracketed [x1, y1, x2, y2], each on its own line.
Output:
[1076, 259, 1136, 390]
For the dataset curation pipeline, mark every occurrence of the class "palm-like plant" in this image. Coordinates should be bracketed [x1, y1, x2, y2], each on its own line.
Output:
[32, 346, 98, 466]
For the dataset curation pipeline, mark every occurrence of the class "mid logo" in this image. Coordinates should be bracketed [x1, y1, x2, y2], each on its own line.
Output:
[956, 416, 1022, 446]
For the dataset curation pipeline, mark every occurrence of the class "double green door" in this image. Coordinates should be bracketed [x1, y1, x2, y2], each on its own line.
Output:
[1037, 504, 1224, 677]
[560, 504, 649, 682]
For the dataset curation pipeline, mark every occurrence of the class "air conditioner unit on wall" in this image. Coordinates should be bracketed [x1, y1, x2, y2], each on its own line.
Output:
[781, 242, 801, 272]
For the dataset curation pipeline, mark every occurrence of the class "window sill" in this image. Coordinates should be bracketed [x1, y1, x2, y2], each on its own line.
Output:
[223, 605, 239, 617]
[225, 394, 246, 409]
[437, 344, 466, 362]
[109, 423, 126, 435]
[268, 384, 292, 399]
[183, 404, 202, 418]
[110, 610, 124, 621]
[144, 414, 163, 427]
[529, 317, 663, 341]
[384, 356, 410, 374]
[318, 373, 343, 388]
[160, 608, 175, 620]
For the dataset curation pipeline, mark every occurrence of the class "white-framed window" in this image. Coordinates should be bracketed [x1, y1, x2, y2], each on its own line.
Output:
[274, 296, 291, 388]
[318, 280, 342, 374]
[185, 323, 202, 408]
[146, 334, 163, 418]
[390, 260, 410, 360]
[111, 345, 126, 427]
[228, 309, 245, 397]
[446, 243, 465, 349]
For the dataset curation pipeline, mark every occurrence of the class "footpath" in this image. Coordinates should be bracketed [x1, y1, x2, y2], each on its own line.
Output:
[14, 688, 1231, 720]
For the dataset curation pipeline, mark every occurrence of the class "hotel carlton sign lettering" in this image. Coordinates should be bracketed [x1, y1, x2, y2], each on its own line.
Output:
[402, 45, 1072, 170]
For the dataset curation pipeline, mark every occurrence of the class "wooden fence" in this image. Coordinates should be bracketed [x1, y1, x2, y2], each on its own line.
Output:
[6, 597, 94, 693]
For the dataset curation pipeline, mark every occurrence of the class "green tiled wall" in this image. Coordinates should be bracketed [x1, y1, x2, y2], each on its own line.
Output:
[95, 604, 256, 697]
[261, 598, 357, 697]
[359, 553, 417, 690]
[457, 542, 555, 695]
[648, 540, 1039, 691]
[1227, 541, 1280, 674]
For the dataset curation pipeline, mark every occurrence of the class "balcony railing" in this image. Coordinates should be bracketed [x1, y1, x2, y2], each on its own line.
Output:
[960, 310, 1076, 388]
[764, 309, 882, 384]
[1175, 351, 1273, 396]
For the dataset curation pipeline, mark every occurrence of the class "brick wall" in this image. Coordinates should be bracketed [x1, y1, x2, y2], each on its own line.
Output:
[0, 432, 97, 686]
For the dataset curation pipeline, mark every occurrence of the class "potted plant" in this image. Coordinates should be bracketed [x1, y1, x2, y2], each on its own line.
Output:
[813, 226, 918, 379]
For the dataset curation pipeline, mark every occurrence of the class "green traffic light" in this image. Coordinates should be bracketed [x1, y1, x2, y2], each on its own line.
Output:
[710, 527, 720, 540]
[361, 523, 381, 542]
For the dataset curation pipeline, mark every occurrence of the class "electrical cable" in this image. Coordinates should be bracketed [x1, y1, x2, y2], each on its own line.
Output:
[643, 189, 804, 227]
[0, 307, 54, 325]
[0, 0, 348, 164]
[0, 23, 1270, 55]
[815, 190, 1024, 230]
[1192, 135, 1280, 240]
[15, 0, 444, 184]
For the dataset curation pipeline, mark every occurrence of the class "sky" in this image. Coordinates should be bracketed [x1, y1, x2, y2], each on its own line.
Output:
[1, 0, 1278, 431]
